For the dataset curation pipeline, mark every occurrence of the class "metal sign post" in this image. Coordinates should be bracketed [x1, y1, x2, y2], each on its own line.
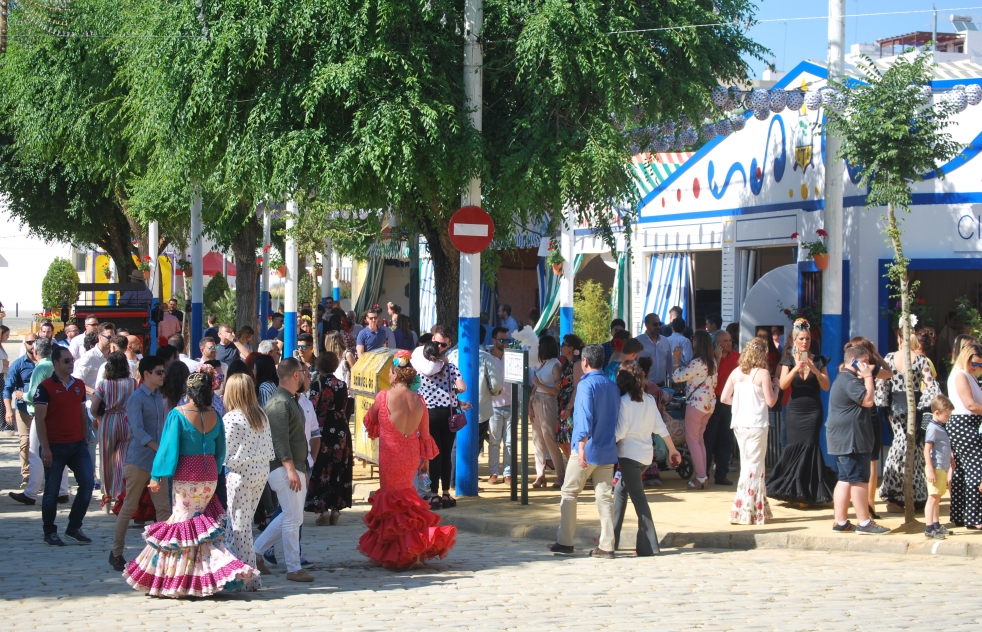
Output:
[503, 348, 529, 505]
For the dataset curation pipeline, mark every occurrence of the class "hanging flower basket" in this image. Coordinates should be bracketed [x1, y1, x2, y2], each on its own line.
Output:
[812, 253, 829, 270]
[143, 270, 151, 279]
[545, 238, 564, 275]
[551, 262, 563, 275]
[276, 265, 287, 278]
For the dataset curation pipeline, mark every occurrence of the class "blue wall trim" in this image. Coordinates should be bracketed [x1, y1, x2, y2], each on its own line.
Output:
[283, 312, 297, 360]
[559, 307, 574, 338]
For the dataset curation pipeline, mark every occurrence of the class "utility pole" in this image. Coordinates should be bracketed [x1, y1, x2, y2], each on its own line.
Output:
[822, 0, 846, 394]
[191, 192, 204, 358]
[284, 200, 299, 359]
[260, 205, 271, 328]
[149, 220, 159, 354]
[321, 240, 332, 307]
[559, 209, 574, 337]
[455, 0, 483, 497]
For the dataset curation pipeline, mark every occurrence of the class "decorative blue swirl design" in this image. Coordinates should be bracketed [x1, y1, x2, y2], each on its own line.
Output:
[846, 160, 863, 184]
[750, 116, 786, 195]
[707, 161, 747, 200]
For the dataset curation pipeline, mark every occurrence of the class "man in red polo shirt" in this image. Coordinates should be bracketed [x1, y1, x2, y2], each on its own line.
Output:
[34, 346, 93, 547]
[704, 330, 740, 486]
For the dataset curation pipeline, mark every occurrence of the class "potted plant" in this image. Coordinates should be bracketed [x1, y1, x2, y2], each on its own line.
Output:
[791, 229, 829, 270]
[137, 255, 152, 279]
[545, 239, 565, 275]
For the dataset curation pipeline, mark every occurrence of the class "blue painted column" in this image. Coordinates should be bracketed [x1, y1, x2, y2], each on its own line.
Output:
[456, 249, 481, 497]
[190, 192, 204, 358]
[283, 201, 298, 359]
[332, 251, 341, 302]
[559, 207, 574, 338]
[148, 220, 159, 354]
[260, 206, 271, 329]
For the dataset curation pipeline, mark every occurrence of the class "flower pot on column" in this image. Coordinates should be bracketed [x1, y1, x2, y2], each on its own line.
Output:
[551, 262, 563, 275]
[813, 253, 829, 270]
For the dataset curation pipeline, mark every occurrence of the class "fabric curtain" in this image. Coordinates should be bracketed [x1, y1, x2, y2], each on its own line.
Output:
[353, 256, 385, 316]
[419, 238, 436, 333]
[610, 251, 630, 322]
[534, 254, 584, 335]
[641, 252, 690, 324]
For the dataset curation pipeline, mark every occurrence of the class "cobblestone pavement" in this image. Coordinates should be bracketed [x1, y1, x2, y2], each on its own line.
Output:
[2, 436, 982, 630]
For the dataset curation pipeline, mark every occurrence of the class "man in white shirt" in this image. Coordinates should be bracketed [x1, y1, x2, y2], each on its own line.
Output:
[70, 317, 99, 360]
[486, 327, 512, 484]
[667, 317, 693, 372]
[73, 324, 114, 394]
[168, 334, 200, 372]
[635, 314, 672, 387]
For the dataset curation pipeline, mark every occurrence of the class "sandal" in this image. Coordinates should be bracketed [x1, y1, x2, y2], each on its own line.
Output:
[441, 493, 457, 508]
[427, 495, 442, 511]
[532, 477, 547, 488]
[329, 510, 340, 525]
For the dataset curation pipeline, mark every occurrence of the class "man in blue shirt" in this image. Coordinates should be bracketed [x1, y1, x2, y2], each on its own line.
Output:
[498, 304, 519, 334]
[667, 317, 693, 372]
[3, 333, 38, 486]
[549, 344, 620, 558]
[356, 308, 387, 355]
[263, 312, 284, 341]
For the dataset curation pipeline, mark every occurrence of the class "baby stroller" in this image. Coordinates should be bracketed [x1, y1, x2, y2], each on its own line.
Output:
[642, 388, 694, 484]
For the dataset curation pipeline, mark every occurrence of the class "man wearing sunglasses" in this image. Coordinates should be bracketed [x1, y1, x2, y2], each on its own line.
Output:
[198, 337, 228, 376]
[356, 308, 387, 356]
[73, 323, 115, 396]
[33, 345, 93, 546]
[486, 327, 513, 484]
[109, 356, 171, 569]
[70, 317, 99, 360]
[3, 333, 38, 486]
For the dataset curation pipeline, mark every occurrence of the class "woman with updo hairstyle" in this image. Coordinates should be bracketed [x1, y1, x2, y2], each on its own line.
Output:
[126, 365, 258, 598]
[305, 352, 353, 526]
[358, 350, 456, 570]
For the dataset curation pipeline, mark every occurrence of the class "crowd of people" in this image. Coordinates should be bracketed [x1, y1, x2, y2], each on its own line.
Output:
[5, 296, 982, 595]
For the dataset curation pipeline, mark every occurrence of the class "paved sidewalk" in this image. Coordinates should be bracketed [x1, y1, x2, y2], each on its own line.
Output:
[350, 452, 982, 558]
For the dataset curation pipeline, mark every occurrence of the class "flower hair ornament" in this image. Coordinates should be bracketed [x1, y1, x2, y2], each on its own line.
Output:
[190, 364, 220, 391]
[611, 338, 626, 352]
[793, 318, 810, 332]
[899, 314, 918, 330]
[392, 350, 412, 368]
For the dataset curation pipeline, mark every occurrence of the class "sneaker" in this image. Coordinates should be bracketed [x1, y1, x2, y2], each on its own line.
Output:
[937, 525, 952, 536]
[44, 533, 65, 546]
[108, 552, 127, 571]
[300, 555, 315, 569]
[548, 542, 574, 554]
[254, 555, 272, 575]
[20, 477, 28, 489]
[64, 528, 92, 544]
[286, 569, 314, 582]
[855, 520, 890, 535]
[831, 521, 854, 533]
[57, 495, 70, 504]
[8, 492, 36, 506]
[925, 529, 946, 540]
[589, 548, 615, 559]
[263, 548, 278, 565]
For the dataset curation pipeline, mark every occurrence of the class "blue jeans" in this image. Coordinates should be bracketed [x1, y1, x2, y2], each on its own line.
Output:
[42, 440, 94, 536]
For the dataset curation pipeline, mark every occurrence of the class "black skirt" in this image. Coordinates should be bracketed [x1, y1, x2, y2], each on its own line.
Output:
[766, 394, 837, 505]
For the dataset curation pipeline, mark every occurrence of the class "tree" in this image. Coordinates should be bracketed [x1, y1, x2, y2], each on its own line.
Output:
[41, 258, 80, 314]
[824, 52, 960, 526]
[204, 272, 231, 313]
[573, 280, 611, 345]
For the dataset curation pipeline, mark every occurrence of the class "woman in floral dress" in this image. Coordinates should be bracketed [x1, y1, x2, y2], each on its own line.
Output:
[305, 351, 353, 526]
[673, 330, 718, 490]
[876, 330, 939, 511]
[91, 352, 138, 511]
[555, 334, 584, 458]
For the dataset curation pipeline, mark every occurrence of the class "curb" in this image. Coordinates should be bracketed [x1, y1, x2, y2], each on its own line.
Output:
[353, 482, 982, 557]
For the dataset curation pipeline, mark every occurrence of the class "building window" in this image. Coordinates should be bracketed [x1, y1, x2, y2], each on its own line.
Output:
[74, 252, 87, 272]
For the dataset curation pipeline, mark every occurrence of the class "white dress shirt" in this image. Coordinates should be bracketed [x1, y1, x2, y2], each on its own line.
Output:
[615, 393, 670, 466]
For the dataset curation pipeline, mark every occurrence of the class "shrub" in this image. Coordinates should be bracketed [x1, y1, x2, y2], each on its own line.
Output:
[203, 272, 230, 312]
[213, 290, 238, 328]
[573, 279, 611, 345]
[41, 257, 79, 315]
[298, 270, 320, 306]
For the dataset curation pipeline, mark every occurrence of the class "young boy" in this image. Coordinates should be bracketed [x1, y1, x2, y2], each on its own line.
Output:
[924, 394, 954, 539]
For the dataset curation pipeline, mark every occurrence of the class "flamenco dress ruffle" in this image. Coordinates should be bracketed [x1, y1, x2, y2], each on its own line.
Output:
[357, 487, 457, 570]
[124, 456, 259, 598]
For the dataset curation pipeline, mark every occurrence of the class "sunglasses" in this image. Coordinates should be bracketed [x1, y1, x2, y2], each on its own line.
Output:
[152, 369, 166, 376]
[436, 341, 449, 348]
[298, 345, 309, 350]
[495, 338, 510, 343]
[61, 358, 73, 365]
[25, 340, 35, 346]
[972, 361, 982, 369]
[206, 345, 217, 351]
[100, 334, 112, 340]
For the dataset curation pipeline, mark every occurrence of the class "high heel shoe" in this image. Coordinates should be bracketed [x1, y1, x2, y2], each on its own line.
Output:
[868, 504, 881, 520]
[532, 477, 547, 488]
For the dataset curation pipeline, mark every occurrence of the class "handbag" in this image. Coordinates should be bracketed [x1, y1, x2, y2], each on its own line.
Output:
[448, 407, 468, 432]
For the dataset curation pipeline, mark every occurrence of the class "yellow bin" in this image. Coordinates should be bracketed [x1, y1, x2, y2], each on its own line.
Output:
[350, 348, 397, 465]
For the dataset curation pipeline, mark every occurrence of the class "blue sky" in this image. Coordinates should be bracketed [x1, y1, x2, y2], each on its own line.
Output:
[743, 1, 978, 77]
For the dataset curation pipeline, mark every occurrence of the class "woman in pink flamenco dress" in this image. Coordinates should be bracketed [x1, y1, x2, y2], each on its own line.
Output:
[358, 351, 456, 570]
[124, 369, 258, 597]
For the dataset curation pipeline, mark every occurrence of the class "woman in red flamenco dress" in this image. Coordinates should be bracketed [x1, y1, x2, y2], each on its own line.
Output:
[358, 352, 456, 570]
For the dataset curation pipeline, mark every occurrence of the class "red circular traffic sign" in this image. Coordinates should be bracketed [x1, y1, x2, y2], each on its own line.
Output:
[448, 206, 495, 254]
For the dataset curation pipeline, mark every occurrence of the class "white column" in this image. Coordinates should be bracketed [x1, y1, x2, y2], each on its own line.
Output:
[822, 0, 846, 359]
[559, 207, 574, 337]
[149, 220, 160, 353]
[284, 200, 299, 358]
[191, 192, 204, 357]
[456, 0, 483, 497]
[321, 239, 332, 307]
[261, 205, 271, 327]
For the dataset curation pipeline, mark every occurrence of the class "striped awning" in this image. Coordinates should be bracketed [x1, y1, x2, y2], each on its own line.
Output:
[632, 152, 695, 199]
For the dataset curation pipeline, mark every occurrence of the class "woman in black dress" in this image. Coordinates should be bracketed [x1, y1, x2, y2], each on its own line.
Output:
[305, 352, 353, 526]
[766, 319, 838, 506]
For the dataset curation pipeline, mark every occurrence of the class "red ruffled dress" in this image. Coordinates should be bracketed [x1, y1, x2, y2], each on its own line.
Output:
[358, 390, 456, 570]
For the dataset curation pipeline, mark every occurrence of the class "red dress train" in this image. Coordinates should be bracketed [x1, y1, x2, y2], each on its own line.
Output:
[357, 390, 456, 570]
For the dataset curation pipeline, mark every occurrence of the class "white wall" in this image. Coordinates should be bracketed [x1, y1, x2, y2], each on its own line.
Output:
[0, 206, 74, 314]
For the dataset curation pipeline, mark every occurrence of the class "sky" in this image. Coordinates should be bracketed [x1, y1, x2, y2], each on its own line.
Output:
[743, 1, 980, 78]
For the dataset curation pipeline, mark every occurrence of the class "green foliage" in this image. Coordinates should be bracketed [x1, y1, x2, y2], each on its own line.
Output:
[573, 280, 611, 345]
[41, 258, 80, 312]
[954, 297, 982, 341]
[204, 273, 231, 313]
[298, 270, 319, 307]
[212, 290, 238, 329]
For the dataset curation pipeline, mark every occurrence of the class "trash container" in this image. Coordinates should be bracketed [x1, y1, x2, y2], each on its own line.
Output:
[350, 348, 397, 466]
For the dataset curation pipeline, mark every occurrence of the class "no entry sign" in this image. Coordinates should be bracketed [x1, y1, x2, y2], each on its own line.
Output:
[448, 206, 495, 254]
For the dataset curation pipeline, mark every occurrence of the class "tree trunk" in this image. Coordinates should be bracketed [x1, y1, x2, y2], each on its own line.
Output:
[98, 205, 138, 280]
[420, 219, 460, 340]
[886, 201, 918, 526]
[230, 209, 262, 334]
